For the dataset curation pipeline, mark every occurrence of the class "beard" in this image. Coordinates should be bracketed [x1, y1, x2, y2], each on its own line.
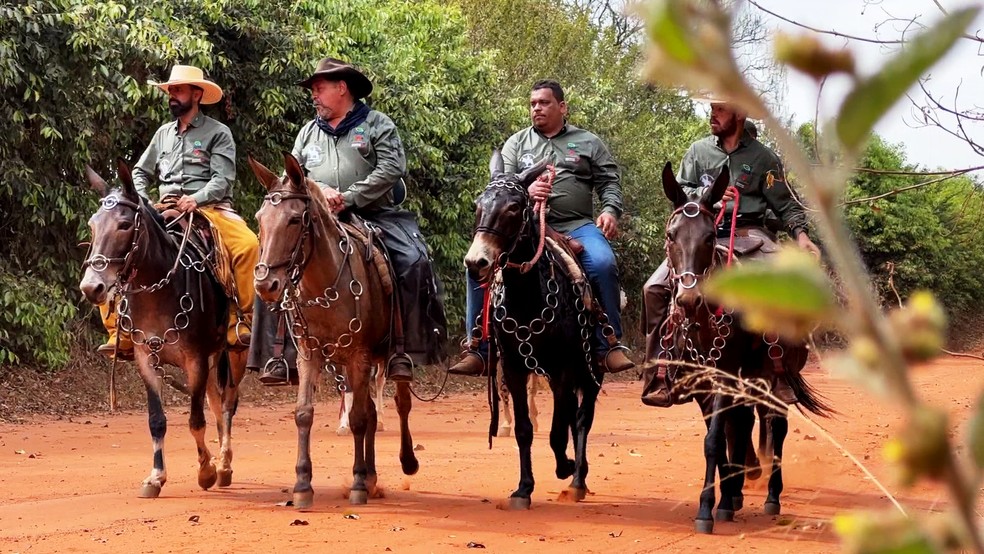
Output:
[169, 98, 193, 118]
[710, 115, 738, 138]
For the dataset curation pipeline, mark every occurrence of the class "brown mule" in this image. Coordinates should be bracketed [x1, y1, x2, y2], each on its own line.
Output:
[249, 153, 418, 508]
[79, 161, 247, 498]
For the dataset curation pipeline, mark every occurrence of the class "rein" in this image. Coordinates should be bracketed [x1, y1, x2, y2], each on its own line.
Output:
[504, 165, 555, 274]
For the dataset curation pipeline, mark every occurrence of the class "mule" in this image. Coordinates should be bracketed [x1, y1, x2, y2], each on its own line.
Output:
[465, 151, 603, 509]
[79, 161, 246, 498]
[653, 162, 831, 533]
[248, 153, 417, 508]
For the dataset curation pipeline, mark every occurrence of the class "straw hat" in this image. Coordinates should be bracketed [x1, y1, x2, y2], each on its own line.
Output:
[690, 90, 764, 119]
[148, 65, 224, 105]
[297, 57, 373, 99]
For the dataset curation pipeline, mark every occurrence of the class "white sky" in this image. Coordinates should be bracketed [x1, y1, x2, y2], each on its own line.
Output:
[750, 0, 984, 173]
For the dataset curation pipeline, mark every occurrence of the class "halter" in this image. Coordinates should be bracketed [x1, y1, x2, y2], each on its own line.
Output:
[664, 201, 718, 289]
[82, 194, 144, 281]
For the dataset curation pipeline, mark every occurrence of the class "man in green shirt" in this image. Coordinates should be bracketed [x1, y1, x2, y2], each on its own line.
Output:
[449, 79, 634, 376]
[640, 95, 820, 407]
[97, 65, 257, 359]
[253, 58, 447, 385]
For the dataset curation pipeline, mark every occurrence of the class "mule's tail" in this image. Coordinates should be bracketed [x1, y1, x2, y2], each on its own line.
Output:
[217, 349, 232, 392]
[788, 370, 836, 418]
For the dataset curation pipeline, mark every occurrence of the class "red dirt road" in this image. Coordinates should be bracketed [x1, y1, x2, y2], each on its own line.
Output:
[1, 359, 981, 553]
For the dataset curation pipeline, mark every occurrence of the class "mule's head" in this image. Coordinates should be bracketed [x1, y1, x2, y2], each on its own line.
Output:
[250, 152, 317, 303]
[79, 160, 142, 305]
[464, 150, 549, 283]
[662, 162, 730, 315]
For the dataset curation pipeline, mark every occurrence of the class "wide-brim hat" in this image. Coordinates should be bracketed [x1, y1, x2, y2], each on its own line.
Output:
[148, 65, 223, 105]
[690, 90, 765, 119]
[297, 57, 373, 99]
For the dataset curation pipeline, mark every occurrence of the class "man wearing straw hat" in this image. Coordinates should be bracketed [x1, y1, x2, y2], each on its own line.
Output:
[253, 57, 447, 385]
[640, 92, 820, 408]
[97, 64, 258, 359]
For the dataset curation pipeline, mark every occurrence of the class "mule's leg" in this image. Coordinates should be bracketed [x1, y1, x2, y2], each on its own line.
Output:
[215, 349, 246, 487]
[364, 370, 380, 499]
[293, 359, 318, 509]
[528, 374, 539, 434]
[549, 385, 576, 481]
[186, 357, 217, 491]
[394, 381, 419, 476]
[498, 365, 513, 437]
[568, 379, 601, 502]
[720, 404, 754, 518]
[505, 368, 535, 509]
[696, 394, 727, 534]
[338, 390, 353, 436]
[374, 364, 386, 432]
[764, 409, 788, 516]
[204, 363, 229, 487]
[346, 359, 373, 505]
[136, 356, 167, 498]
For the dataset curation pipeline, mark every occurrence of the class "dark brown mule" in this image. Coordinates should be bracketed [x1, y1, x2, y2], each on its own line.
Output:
[651, 162, 832, 533]
[79, 161, 247, 498]
[248, 153, 418, 508]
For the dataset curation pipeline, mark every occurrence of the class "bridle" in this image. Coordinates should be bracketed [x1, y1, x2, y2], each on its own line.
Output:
[664, 200, 719, 291]
[474, 166, 555, 275]
[253, 189, 314, 286]
[82, 194, 144, 284]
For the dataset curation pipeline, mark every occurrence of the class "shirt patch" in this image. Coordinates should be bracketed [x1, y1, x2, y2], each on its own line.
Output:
[565, 148, 578, 163]
[302, 144, 325, 167]
[742, 163, 752, 172]
[194, 140, 203, 148]
[737, 165, 753, 188]
[352, 134, 366, 148]
[354, 127, 365, 133]
[766, 170, 784, 189]
[519, 152, 536, 170]
[700, 173, 715, 187]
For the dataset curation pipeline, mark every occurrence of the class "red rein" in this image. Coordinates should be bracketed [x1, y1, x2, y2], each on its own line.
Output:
[715, 186, 741, 267]
[505, 165, 555, 274]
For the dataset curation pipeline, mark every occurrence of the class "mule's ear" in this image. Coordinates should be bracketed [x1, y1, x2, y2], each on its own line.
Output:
[516, 157, 550, 188]
[85, 165, 109, 197]
[248, 155, 279, 192]
[700, 165, 730, 208]
[282, 151, 306, 191]
[661, 162, 688, 208]
[116, 158, 138, 200]
[489, 149, 505, 177]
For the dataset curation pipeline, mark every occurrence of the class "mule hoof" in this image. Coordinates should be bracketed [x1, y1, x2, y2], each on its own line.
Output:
[293, 489, 314, 509]
[349, 489, 369, 505]
[139, 483, 162, 498]
[336, 425, 351, 436]
[715, 509, 734, 522]
[401, 456, 420, 476]
[563, 487, 587, 502]
[217, 469, 233, 488]
[695, 518, 714, 534]
[198, 464, 218, 490]
[732, 494, 744, 511]
[764, 501, 781, 516]
[555, 459, 575, 480]
[497, 426, 512, 437]
[507, 496, 532, 510]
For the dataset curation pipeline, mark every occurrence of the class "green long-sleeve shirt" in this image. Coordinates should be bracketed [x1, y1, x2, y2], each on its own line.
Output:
[291, 110, 406, 212]
[678, 132, 809, 237]
[502, 124, 623, 234]
[132, 112, 236, 206]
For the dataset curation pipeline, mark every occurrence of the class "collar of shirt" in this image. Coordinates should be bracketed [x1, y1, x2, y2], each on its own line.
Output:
[532, 121, 569, 140]
[170, 112, 206, 137]
[714, 129, 754, 153]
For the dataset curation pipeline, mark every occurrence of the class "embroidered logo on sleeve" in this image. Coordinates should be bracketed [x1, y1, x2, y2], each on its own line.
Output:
[519, 152, 536, 170]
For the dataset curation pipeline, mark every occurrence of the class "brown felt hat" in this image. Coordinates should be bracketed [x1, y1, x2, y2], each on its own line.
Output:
[297, 57, 373, 99]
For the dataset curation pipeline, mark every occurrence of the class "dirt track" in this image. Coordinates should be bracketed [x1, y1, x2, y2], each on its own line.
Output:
[1, 358, 981, 553]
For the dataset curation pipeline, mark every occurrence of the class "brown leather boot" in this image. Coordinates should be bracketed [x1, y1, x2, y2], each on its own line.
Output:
[448, 351, 488, 377]
[387, 353, 414, 382]
[96, 342, 134, 362]
[641, 365, 674, 408]
[597, 346, 635, 373]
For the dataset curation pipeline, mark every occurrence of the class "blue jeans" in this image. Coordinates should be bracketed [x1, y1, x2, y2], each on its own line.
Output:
[463, 222, 623, 358]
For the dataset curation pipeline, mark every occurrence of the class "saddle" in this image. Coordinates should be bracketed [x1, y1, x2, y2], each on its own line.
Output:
[338, 214, 396, 297]
[156, 200, 233, 300]
[714, 227, 780, 258]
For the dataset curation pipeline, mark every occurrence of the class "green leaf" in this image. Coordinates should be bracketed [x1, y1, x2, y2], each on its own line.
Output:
[644, 0, 696, 64]
[703, 247, 836, 340]
[837, 7, 979, 152]
[968, 389, 984, 472]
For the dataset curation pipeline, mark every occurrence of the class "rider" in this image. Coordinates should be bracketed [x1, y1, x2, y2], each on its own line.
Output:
[449, 79, 634, 376]
[97, 64, 257, 359]
[255, 57, 447, 384]
[640, 93, 820, 407]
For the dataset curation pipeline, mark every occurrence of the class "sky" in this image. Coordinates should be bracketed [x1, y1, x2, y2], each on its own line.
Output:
[748, 0, 984, 173]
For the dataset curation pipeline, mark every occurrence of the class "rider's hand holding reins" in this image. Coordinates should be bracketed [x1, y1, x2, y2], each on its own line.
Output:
[527, 172, 553, 203]
[176, 195, 198, 213]
[322, 186, 346, 213]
